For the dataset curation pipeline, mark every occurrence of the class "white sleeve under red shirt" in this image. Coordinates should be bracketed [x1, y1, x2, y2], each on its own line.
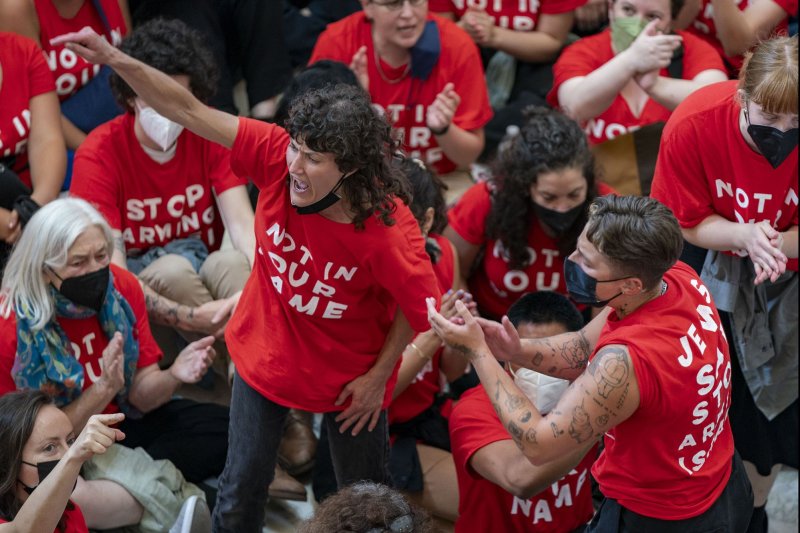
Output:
[450, 387, 596, 533]
[309, 12, 492, 175]
[447, 181, 616, 318]
[70, 113, 245, 255]
[429, 0, 586, 30]
[650, 80, 798, 271]
[0, 265, 162, 414]
[225, 118, 442, 412]
[0, 32, 55, 188]
[547, 29, 726, 144]
[687, 0, 795, 75]
[35, 0, 127, 100]
[389, 233, 455, 426]
[592, 262, 734, 519]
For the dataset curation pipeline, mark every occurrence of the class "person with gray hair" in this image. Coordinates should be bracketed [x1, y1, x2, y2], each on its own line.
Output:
[0, 198, 224, 531]
[428, 195, 754, 531]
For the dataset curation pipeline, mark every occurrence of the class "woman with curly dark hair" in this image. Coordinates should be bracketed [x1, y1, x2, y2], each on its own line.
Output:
[52, 26, 441, 532]
[445, 107, 614, 320]
[299, 481, 436, 533]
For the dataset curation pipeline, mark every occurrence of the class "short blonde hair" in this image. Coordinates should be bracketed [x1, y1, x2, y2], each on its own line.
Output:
[739, 35, 798, 115]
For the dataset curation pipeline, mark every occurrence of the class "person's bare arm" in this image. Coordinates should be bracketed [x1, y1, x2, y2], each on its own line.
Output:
[52, 28, 239, 149]
[475, 306, 613, 381]
[638, 69, 727, 111]
[443, 226, 481, 291]
[487, 13, 574, 63]
[216, 185, 256, 268]
[711, 0, 789, 57]
[392, 329, 441, 400]
[27, 92, 66, 206]
[429, 299, 638, 464]
[61, 115, 89, 150]
[0, 0, 40, 42]
[471, 437, 595, 498]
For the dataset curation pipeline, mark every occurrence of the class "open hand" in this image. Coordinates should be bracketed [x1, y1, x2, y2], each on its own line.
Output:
[170, 336, 216, 383]
[334, 371, 387, 436]
[427, 298, 488, 360]
[426, 82, 460, 133]
[98, 332, 125, 395]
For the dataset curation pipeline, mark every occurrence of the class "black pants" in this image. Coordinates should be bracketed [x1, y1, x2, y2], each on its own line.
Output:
[118, 398, 229, 483]
[131, 0, 292, 114]
[587, 451, 753, 532]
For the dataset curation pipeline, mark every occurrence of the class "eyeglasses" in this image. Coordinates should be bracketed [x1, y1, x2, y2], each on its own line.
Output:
[372, 0, 427, 11]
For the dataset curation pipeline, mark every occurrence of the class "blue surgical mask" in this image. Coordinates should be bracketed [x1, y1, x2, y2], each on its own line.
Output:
[564, 258, 628, 307]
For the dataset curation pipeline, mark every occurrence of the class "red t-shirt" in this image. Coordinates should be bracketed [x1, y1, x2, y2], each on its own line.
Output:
[309, 13, 493, 175]
[429, 0, 586, 30]
[650, 80, 798, 271]
[448, 180, 615, 318]
[389, 233, 455, 425]
[0, 32, 55, 187]
[450, 387, 596, 533]
[35, 0, 127, 100]
[225, 118, 441, 412]
[0, 265, 162, 414]
[0, 502, 87, 533]
[688, 0, 795, 75]
[547, 29, 726, 144]
[592, 262, 734, 519]
[70, 113, 244, 255]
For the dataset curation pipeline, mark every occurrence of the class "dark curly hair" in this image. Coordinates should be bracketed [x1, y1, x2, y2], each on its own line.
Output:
[274, 60, 360, 127]
[0, 391, 54, 523]
[110, 18, 218, 112]
[286, 84, 410, 229]
[485, 107, 597, 269]
[394, 155, 448, 262]
[298, 482, 436, 533]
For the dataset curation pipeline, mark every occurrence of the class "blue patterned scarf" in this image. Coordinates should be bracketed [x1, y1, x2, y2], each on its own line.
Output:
[13, 270, 141, 417]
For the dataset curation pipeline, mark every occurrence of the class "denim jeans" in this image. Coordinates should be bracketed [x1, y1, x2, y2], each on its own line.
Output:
[212, 373, 390, 532]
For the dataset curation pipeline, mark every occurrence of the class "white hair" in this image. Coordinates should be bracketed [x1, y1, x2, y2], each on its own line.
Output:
[0, 198, 114, 330]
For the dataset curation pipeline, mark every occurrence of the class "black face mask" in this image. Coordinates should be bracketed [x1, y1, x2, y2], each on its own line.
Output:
[564, 258, 628, 307]
[51, 265, 110, 312]
[19, 459, 60, 495]
[293, 175, 347, 215]
[533, 202, 585, 236]
[744, 104, 799, 169]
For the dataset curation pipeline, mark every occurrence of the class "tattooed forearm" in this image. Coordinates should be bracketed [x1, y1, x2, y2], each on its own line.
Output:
[588, 346, 630, 399]
[550, 422, 564, 438]
[560, 331, 591, 370]
[568, 402, 594, 443]
[507, 421, 524, 449]
[141, 283, 191, 329]
[519, 411, 532, 423]
[496, 379, 525, 413]
[525, 428, 537, 444]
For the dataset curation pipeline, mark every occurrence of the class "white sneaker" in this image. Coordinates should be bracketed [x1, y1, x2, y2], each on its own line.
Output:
[169, 495, 211, 533]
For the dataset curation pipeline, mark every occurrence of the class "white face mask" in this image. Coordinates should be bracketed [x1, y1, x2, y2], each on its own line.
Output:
[509, 365, 570, 415]
[136, 100, 184, 151]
